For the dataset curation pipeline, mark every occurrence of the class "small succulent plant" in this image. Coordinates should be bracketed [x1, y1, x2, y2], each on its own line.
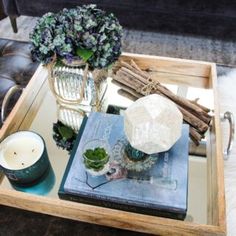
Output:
[83, 147, 109, 171]
[30, 4, 122, 69]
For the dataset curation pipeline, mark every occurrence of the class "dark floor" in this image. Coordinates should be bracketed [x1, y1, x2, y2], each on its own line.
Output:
[0, 205, 148, 236]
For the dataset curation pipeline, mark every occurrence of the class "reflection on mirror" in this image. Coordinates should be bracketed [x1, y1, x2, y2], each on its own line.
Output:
[12, 164, 55, 196]
[52, 120, 77, 153]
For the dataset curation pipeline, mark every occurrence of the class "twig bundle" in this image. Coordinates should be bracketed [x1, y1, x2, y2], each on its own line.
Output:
[113, 60, 212, 145]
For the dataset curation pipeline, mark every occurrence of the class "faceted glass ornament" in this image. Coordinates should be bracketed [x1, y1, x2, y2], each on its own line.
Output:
[124, 94, 183, 154]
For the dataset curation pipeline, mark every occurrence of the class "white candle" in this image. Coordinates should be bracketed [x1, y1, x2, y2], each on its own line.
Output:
[0, 131, 44, 170]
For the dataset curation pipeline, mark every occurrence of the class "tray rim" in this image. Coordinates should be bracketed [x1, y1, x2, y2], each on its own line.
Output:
[0, 53, 226, 236]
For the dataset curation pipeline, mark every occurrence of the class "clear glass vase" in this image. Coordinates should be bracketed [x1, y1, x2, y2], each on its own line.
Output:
[48, 62, 107, 112]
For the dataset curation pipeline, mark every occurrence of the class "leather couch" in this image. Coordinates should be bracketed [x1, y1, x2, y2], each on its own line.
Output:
[2, 0, 236, 38]
[0, 0, 6, 20]
[0, 38, 39, 127]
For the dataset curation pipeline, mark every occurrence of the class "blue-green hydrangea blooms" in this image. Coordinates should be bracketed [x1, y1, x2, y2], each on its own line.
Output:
[30, 4, 122, 69]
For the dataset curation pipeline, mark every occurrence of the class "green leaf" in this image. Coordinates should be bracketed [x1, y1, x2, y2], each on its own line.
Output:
[107, 63, 113, 69]
[58, 126, 74, 139]
[76, 48, 94, 61]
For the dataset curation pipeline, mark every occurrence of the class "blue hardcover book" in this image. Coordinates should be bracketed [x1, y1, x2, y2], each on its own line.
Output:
[59, 112, 189, 220]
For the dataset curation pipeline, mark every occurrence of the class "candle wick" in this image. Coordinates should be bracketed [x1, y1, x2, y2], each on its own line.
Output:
[22, 163, 24, 166]
[32, 149, 35, 152]
[14, 152, 17, 155]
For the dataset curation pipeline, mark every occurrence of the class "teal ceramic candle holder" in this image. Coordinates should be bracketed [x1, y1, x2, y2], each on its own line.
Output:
[12, 164, 55, 194]
[0, 131, 50, 186]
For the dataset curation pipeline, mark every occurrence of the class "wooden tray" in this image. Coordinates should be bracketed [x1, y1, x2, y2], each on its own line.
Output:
[0, 53, 225, 236]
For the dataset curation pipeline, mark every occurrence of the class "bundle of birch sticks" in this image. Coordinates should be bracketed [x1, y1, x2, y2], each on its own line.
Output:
[112, 60, 212, 145]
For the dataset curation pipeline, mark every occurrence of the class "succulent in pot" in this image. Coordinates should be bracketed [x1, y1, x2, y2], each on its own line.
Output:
[82, 139, 111, 176]
[83, 147, 109, 171]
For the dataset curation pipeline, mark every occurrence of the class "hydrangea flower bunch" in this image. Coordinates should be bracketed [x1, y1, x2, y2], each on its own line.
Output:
[30, 4, 122, 69]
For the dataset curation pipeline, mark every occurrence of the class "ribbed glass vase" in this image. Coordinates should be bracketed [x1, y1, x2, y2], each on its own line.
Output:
[48, 62, 107, 112]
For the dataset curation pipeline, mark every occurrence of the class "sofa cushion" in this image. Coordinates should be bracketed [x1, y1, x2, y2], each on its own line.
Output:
[0, 38, 39, 126]
[2, 0, 236, 38]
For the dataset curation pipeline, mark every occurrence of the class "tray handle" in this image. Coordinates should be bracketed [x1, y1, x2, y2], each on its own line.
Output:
[1, 85, 23, 123]
[220, 111, 235, 160]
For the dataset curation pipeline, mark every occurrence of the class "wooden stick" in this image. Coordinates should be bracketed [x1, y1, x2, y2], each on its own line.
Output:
[118, 89, 138, 101]
[190, 99, 211, 113]
[112, 81, 142, 99]
[190, 127, 204, 145]
[131, 60, 151, 78]
[120, 61, 151, 81]
[120, 67, 147, 85]
[114, 72, 142, 91]
[176, 106, 208, 133]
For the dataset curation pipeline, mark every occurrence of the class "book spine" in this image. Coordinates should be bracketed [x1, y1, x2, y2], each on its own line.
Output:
[58, 192, 186, 220]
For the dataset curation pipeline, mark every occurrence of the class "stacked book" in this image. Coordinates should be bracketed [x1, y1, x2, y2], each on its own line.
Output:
[59, 112, 189, 220]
